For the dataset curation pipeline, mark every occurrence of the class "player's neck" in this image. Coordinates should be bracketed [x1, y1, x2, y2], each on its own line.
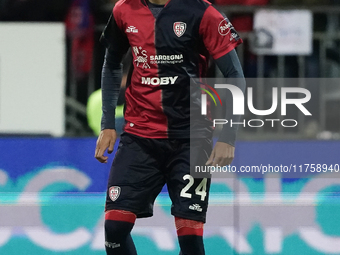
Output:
[148, 0, 167, 5]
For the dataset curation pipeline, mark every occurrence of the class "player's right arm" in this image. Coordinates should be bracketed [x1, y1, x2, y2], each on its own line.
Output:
[95, 11, 130, 163]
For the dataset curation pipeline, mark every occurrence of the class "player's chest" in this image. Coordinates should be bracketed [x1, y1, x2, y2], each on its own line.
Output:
[121, 9, 200, 51]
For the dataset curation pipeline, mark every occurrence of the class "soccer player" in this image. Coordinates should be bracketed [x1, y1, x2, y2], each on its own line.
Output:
[95, 0, 245, 254]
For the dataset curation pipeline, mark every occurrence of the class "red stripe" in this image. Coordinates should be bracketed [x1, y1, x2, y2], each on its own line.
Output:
[177, 226, 203, 237]
[105, 210, 136, 224]
[175, 217, 204, 237]
[122, 6, 168, 138]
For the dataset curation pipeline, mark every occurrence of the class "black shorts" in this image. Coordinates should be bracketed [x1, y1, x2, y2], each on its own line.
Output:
[105, 132, 212, 223]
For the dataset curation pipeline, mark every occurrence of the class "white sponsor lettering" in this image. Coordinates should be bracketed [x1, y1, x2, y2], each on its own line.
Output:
[220, 23, 232, 33]
[132, 46, 183, 66]
[169, 76, 178, 84]
[150, 54, 183, 61]
[218, 18, 233, 36]
[141, 76, 178, 86]
[160, 77, 168, 85]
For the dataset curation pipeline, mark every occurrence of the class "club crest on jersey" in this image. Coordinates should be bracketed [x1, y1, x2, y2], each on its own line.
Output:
[109, 186, 121, 202]
[173, 22, 186, 37]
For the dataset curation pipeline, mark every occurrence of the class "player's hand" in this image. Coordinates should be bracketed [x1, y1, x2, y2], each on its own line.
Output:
[206, 142, 235, 167]
[95, 129, 117, 163]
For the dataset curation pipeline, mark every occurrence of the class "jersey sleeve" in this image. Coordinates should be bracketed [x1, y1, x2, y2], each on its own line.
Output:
[100, 6, 129, 130]
[100, 11, 129, 55]
[199, 6, 242, 60]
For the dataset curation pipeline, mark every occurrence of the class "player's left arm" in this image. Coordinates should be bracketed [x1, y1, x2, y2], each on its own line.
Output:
[199, 5, 246, 166]
[206, 50, 246, 166]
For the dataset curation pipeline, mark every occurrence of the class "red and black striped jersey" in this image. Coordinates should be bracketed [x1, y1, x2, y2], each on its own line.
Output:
[102, 0, 242, 139]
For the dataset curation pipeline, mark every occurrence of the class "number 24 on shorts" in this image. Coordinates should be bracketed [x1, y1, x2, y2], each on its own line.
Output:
[180, 174, 207, 201]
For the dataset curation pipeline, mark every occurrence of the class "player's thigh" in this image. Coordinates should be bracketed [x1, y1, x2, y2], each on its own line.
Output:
[167, 138, 212, 223]
[106, 133, 165, 217]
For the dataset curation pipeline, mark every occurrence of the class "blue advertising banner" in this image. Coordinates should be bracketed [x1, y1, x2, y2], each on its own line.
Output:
[0, 138, 340, 254]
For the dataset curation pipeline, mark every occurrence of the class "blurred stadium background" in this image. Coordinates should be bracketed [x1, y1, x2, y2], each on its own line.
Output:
[1, 0, 340, 254]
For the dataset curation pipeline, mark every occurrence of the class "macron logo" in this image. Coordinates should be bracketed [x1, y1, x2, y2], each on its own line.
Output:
[141, 76, 178, 86]
[126, 26, 138, 33]
[189, 204, 203, 212]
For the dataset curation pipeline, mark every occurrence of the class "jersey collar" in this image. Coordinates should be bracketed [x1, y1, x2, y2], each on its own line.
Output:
[140, 0, 171, 7]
